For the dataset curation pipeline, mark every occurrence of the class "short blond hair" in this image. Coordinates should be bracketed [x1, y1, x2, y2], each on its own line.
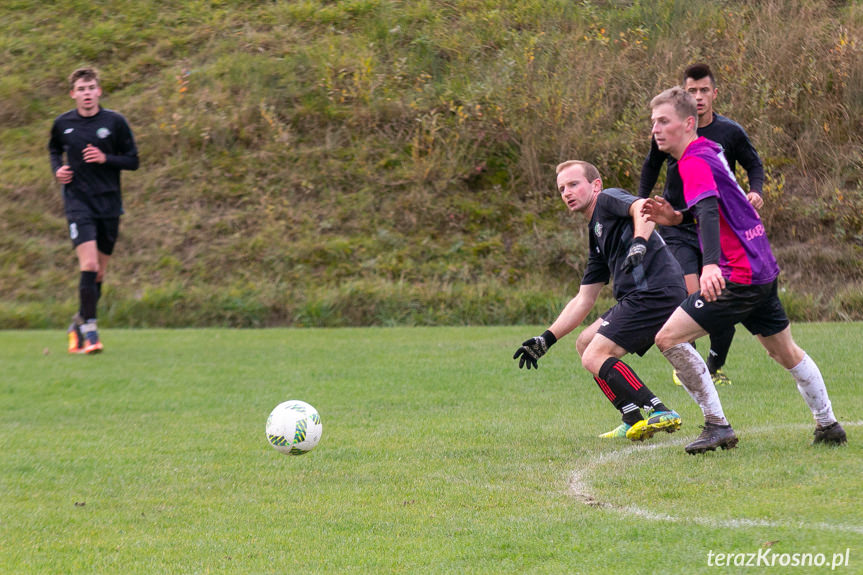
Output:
[555, 160, 601, 183]
[650, 86, 697, 122]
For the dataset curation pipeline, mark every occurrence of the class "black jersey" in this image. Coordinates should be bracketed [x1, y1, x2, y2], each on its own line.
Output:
[48, 107, 139, 218]
[582, 188, 685, 301]
[638, 113, 764, 244]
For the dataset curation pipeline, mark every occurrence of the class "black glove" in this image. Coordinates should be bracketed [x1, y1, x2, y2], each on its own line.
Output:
[622, 236, 647, 273]
[513, 330, 557, 369]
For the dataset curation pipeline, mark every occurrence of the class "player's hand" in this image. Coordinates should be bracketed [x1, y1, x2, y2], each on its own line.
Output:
[55, 165, 74, 184]
[747, 192, 763, 210]
[513, 330, 557, 369]
[699, 264, 725, 302]
[641, 197, 678, 226]
[83, 144, 106, 164]
[623, 237, 647, 273]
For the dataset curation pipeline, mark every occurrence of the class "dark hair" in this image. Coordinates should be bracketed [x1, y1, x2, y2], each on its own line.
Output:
[683, 63, 715, 87]
[68, 67, 100, 90]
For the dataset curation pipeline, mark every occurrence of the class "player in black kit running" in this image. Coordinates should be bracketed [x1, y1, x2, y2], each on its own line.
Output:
[513, 161, 686, 441]
[48, 67, 139, 354]
[638, 63, 764, 387]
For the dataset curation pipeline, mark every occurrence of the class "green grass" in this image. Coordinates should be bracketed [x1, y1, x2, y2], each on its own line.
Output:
[2, 324, 862, 574]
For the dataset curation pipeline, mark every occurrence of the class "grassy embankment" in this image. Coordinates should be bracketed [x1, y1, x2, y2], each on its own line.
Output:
[2, 1, 862, 327]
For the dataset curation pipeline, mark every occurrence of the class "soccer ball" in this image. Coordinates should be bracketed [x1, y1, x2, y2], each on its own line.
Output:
[266, 400, 323, 456]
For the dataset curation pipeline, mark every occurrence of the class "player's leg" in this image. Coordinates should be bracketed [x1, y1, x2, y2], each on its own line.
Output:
[603, 291, 687, 439]
[748, 289, 846, 445]
[656, 304, 738, 453]
[707, 325, 735, 385]
[576, 320, 637, 438]
[75, 240, 103, 354]
[78, 219, 119, 354]
[67, 312, 85, 353]
[67, 217, 97, 353]
[581, 335, 642, 434]
[575, 317, 602, 359]
[669, 239, 702, 386]
[94, 217, 118, 307]
[670, 271, 702, 387]
[96, 250, 111, 301]
[584, 295, 683, 441]
[684, 241, 735, 384]
[582, 334, 676, 439]
[78, 249, 112, 354]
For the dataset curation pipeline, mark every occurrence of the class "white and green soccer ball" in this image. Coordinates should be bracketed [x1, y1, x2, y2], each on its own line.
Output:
[266, 400, 323, 455]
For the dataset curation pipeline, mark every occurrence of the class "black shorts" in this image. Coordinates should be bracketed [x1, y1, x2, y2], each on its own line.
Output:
[598, 286, 688, 356]
[680, 279, 789, 337]
[666, 240, 702, 276]
[68, 215, 120, 255]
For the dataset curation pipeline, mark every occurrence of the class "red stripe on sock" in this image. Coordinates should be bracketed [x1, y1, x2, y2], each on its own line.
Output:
[594, 377, 616, 401]
[613, 361, 643, 391]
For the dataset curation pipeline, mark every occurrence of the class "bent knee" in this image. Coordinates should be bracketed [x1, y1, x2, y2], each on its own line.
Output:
[764, 344, 804, 370]
[654, 328, 674, 352]
[575, 330, 592, 357]
[580, 354, 601, 376]
[580, 346, 609, 376]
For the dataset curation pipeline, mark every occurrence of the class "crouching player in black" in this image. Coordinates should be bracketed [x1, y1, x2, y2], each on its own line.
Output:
[514, 161, 686, 441]
[49, 67, 139, 353]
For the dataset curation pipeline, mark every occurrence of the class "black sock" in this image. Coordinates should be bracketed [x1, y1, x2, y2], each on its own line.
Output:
[707, 325, 736, 373]
[620, 409, 643, 426]
[79, 271, 98, 321]
[599, 357, 666, 413]
[593, 376, 643, 424]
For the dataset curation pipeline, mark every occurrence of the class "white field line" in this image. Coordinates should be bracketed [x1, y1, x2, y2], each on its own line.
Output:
[569, 421, 863, 534]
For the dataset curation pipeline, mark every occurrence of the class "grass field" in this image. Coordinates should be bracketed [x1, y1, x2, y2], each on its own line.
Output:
[2, 324, 861, 574]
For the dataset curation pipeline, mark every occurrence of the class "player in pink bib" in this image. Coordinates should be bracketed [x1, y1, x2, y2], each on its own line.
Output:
[677, 136, 778, 286]
[642, 87, 846, 454]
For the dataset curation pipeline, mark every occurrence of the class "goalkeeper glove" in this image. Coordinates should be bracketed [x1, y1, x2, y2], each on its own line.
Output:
[513, 330, 557, 369]
[622, 236, 647, 273]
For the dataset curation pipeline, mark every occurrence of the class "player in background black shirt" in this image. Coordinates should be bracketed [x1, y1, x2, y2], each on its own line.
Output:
[48, 67, 139, 354]
[638, 63, 764, 387]
[514, 161, 686, 441]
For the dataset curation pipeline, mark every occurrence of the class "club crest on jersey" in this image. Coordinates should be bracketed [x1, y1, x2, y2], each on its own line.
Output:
[97, 127, 111, 139]
[594, 222, 603, 238]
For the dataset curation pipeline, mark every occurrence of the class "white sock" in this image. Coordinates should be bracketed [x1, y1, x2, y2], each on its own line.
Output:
[662, 343, 728, 426]
[789, 353, 836, 427]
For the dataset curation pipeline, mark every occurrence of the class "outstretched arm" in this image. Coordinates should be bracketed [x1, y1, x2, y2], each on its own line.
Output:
[548, 282, 604, 340]
[514, 282, 604, 369]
